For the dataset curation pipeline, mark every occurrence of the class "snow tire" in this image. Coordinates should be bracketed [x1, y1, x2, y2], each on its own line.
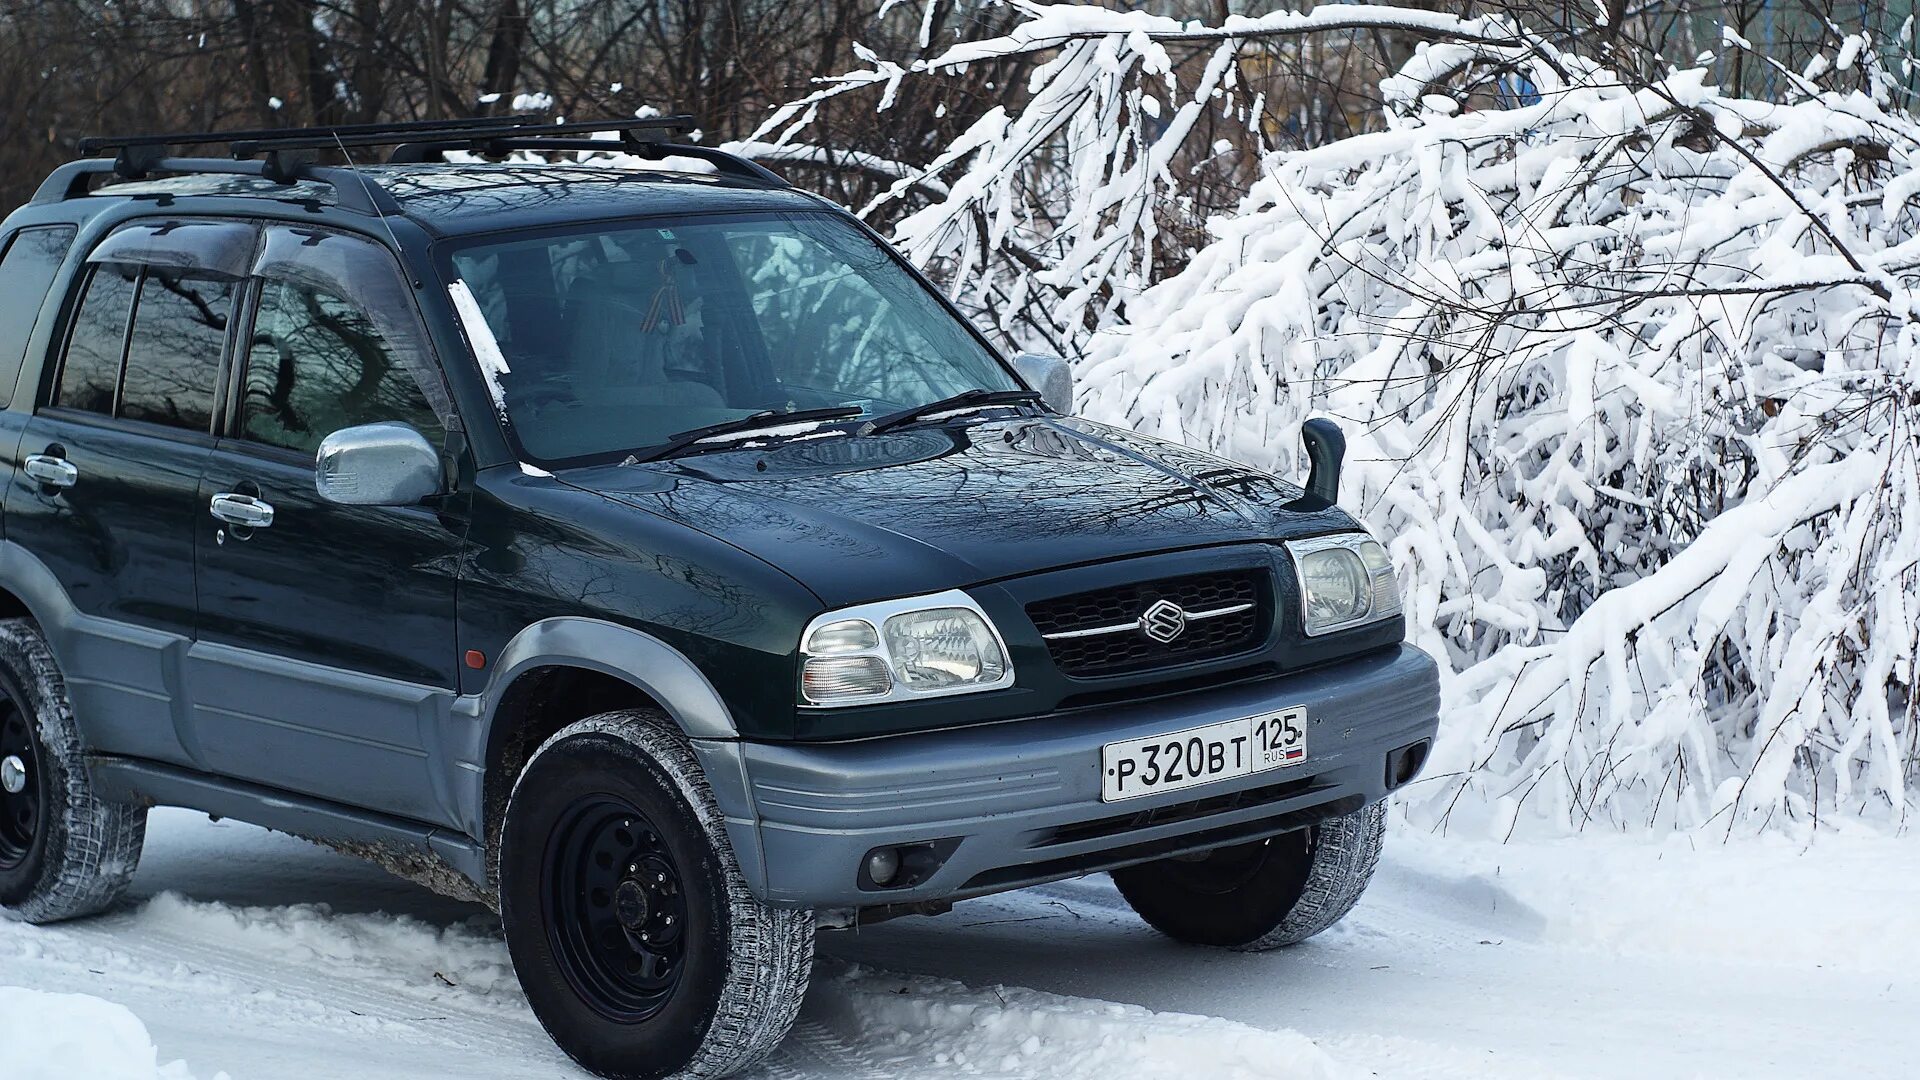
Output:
[1111, 799, 1386, 951]
[0, 617, 147, 924]
[500, 709, 813, 1079]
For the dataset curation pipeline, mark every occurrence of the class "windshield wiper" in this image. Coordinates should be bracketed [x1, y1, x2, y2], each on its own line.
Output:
[625, 406, 864, 463]
[864, 388, 1045, 435]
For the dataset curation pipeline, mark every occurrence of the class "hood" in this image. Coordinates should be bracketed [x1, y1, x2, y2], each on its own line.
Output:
[557, 416, 1358, 607]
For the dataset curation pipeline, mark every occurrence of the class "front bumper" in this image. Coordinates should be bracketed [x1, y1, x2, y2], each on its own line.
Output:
[697, 643, 1440, 909]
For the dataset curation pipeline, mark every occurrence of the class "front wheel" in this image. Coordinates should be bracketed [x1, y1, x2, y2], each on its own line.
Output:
[499, 710, 813, 1079]
[1111, 800, 1386, 951]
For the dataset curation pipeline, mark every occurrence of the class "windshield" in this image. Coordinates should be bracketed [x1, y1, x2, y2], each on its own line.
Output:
[443, 211, 1019, 464]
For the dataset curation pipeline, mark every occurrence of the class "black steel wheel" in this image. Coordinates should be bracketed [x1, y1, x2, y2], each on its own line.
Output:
[0, 695, 44, 872]
[542, 796, 690, 1023]
[499, 710, 813, 1080]
[0, 617, 146, 923]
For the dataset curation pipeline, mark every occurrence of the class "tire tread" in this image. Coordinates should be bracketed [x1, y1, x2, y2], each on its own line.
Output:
[516, 710, 813, 1078]
[0, 617, 147, 924]
[1237, 800, 1387, 951]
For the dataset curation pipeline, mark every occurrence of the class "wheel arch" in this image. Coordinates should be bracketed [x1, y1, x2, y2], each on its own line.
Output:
[0, 541, 89, 668]
[468, 618, 754, 888]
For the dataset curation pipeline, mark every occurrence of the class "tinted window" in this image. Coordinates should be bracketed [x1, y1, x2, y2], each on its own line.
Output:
[240, 279, 441, 456]
[726, 222, 980, 405]
[56, 264, 139, 414]
[444, 212, 1014, 464]
[0, 226, 78, 407]
[119, 270, 233, 432]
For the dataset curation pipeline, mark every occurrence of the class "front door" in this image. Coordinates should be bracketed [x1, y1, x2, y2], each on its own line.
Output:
[188, 226, 468, 826]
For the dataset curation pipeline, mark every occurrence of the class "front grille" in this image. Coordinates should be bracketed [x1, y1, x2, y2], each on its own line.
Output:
[1027, 569, 1268, 677]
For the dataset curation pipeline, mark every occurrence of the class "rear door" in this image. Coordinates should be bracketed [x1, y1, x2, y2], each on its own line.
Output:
[187, 224, 468, 826]
[3, 219, 251, 767]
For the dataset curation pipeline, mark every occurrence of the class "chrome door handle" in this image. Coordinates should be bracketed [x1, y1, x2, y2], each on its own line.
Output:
[209, 492, 275, 528]
[23, 454, 77, 489]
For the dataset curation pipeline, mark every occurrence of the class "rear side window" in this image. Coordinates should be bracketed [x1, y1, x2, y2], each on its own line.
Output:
[119, 270, 235, 432]
[239, 279, 442, 456]
[56, 263, 139, 415]
[0, 226, 79, 407]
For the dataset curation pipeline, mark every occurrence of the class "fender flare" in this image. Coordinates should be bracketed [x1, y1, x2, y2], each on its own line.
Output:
[0, 540, 96, 655]
[460, 616, 738, 739]
[454, 617, 769, 897]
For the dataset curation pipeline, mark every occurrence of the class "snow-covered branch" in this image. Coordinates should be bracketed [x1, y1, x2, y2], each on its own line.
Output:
[754, 3, 1549, 350]
[766, 3, 1920, 834]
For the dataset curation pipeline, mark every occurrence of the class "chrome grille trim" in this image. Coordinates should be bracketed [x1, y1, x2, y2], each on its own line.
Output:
[1040, 602, 1256, 641]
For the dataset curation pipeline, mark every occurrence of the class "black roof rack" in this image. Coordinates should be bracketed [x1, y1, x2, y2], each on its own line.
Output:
[43, 115, 785, 214]
[75, 115, 531, 158]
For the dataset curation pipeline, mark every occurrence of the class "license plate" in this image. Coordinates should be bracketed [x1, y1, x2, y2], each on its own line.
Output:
[1100, 707, 1307, 802]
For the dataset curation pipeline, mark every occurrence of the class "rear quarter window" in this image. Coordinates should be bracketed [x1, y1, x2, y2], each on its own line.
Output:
[0, 225, 80, 408]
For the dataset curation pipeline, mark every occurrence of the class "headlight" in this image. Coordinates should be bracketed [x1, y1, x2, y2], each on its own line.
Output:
[1285, 533, 1402, 636]
[800, 590, 1015, 705]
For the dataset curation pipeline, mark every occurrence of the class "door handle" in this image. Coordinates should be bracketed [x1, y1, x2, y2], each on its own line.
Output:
[210, 492, 275, 528]
[23, 454, 77, 489]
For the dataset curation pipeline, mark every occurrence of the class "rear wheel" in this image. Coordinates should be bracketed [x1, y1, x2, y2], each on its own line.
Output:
[1111, 800, 1385, 951]
[0, 618, 147, 924]
[499, 710, 813, 1079]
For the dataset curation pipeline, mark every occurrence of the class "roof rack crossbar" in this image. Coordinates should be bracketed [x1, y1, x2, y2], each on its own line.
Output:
[227, 116, 698, 157]
[55, 114, 785, 213]
[386, 134, 786, 186]
[76, 115, 529, 157]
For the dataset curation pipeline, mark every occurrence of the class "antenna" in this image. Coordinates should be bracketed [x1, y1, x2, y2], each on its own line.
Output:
[330, 132, 415, 282]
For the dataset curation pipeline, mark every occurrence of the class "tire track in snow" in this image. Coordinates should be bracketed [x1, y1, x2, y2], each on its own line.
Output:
[30, 894, 924, 1080]
[49, 910, 551, 1061]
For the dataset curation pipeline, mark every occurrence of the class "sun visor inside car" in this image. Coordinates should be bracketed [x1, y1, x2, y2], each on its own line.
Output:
[253, 224, 461, 432]
[88, 219, 259, 278]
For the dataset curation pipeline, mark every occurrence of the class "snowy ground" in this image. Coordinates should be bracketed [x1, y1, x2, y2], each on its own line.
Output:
[4, 808, 1914, 1080]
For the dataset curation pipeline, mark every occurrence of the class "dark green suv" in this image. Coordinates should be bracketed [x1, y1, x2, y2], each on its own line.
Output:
[0, 117, 1438, 1079]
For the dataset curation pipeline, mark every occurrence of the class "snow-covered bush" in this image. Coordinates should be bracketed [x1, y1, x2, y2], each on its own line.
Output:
[758, 3, 1920, 834]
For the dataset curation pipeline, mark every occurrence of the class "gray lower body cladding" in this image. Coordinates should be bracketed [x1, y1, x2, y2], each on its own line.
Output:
[718, 643, 1441, 909]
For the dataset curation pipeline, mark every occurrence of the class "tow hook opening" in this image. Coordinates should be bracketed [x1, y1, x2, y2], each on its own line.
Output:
[1386, 739, 1430, 790]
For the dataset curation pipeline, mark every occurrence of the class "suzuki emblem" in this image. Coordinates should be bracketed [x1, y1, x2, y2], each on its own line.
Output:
[1139, 599, 1188, 643]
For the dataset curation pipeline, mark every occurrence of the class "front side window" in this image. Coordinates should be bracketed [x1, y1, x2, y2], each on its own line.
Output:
[120, 269, 234, 431]
[56, 263, 138, 415]
[240, 279, 441, 456]
[446, 211, 1016, 464]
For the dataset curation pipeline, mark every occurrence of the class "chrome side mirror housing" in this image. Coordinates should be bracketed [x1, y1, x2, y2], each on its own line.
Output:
[315, 422, 443, 506]
[1010, 352, 1073, 414]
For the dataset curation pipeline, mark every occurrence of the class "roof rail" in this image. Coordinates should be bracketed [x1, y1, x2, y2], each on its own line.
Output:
[49, 114, 784, 214]
[32, 156, 404, 215]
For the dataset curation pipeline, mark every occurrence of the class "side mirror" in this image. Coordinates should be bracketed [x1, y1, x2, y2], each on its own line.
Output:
[1010, 352, 1073, 414]
[315, 422, 443, 506]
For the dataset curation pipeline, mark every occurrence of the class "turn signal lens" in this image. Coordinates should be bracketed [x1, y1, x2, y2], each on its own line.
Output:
[801, 655, 893, 702]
